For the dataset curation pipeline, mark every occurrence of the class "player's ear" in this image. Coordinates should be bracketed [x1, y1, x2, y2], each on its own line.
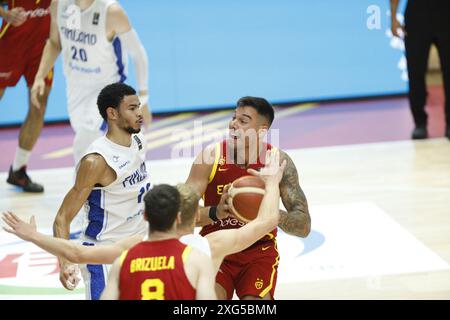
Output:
[106, 106, 118, 120]
[142, 211, 148, 222]
[258, 125, 268, 138]
[176, 212, 182, 225]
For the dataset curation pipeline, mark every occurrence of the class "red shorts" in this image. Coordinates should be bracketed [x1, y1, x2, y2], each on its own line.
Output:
[216, 238, 279, 300]
[0, 35, 53, 88]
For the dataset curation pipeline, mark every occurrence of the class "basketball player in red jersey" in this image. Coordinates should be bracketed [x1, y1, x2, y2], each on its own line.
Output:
[186, 96, 311, 300]
[0, 0, 53, 192]
[101, 184, 217, 300]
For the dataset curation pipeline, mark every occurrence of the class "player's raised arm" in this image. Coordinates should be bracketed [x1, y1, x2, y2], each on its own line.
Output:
[278, 150, 311, 237]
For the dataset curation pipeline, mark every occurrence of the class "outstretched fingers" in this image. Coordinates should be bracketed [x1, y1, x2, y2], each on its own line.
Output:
[2, 212, 17, 227]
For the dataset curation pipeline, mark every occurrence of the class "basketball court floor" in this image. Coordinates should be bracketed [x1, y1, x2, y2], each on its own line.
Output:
[0, 87, 449, 299]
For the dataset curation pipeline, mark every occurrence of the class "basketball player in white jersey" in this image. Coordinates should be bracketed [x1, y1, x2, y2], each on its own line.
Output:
[3, 150, 286, 292]
[40, 82, 148, 300]
[30, 0, 151, 165]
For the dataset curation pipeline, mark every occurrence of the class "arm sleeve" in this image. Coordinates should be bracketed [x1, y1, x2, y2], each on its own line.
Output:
[117, 28, 149, 93]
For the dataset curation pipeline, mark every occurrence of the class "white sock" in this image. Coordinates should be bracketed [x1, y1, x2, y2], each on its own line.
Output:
[12, 147, 31, 171]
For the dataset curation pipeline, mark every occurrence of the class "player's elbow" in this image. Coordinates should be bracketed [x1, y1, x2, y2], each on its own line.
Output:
[53, 214, 72, 240]
[53, 214, 64, 230]
[282, 215, 311, 238]
[299, 222, 311, 238]
[297, 216, 311, 238]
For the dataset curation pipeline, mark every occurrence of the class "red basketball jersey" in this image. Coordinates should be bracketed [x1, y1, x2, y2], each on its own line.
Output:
[119, 239, 196, 300]
[0, 0, 51, 41]
[200, 140, 277, 244]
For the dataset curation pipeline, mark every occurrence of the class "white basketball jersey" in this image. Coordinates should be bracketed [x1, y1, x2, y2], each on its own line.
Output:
[79, 133, 149, 242]
[57, 0, 127, 87]
[141, 234, 212, 257]
[180, 234, 212, 257]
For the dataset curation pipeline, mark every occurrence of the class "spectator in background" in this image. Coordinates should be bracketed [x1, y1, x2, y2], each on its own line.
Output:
[390, 0, 450, 139]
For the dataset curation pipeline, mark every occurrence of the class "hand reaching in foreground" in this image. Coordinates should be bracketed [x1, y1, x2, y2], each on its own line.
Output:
[2, 211, 37, 241]
[2, 211, 81, 290]
[247, 148, 286, 186]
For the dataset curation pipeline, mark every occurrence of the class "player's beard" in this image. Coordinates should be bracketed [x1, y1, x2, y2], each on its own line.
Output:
[124, 126, 141, 134]
[118, 115, 141, 134]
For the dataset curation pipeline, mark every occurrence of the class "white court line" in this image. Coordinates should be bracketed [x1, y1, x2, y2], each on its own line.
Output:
[276, 202, 449, 284]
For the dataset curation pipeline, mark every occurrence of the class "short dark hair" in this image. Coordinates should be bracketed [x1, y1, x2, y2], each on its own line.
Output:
[144, 184, 181, 232]
[237, 96, 274, 126]
[97, 82, 136, 121]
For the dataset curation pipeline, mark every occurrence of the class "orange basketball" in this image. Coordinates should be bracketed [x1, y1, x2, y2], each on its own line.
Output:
[228, 175, 265, 223]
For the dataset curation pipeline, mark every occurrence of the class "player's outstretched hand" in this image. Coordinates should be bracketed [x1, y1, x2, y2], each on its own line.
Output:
[2, 211, 37, 241]
[3, 211, 81, 290]
[247, 149, 286, 186]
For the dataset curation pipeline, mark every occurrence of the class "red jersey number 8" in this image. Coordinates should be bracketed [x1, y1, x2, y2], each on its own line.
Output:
[141, 278, 165, 300]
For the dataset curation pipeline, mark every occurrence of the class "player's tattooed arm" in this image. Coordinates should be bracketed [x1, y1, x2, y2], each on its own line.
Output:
[278, 150, 311, 237]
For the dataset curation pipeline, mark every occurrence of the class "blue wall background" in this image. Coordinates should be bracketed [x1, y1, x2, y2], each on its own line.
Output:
[0, 0, 407, 126]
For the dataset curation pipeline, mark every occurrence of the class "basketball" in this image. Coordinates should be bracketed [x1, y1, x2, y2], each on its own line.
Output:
[228, 175, 266, 223]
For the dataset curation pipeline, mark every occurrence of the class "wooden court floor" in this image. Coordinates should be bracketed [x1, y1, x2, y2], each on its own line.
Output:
[1, 138, 449, 299]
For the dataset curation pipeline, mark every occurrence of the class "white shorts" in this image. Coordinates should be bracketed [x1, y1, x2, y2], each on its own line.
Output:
[66, 83, 106, 133]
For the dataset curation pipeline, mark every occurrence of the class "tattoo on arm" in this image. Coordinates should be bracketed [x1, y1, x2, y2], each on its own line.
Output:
[278, 151, 311, 237]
